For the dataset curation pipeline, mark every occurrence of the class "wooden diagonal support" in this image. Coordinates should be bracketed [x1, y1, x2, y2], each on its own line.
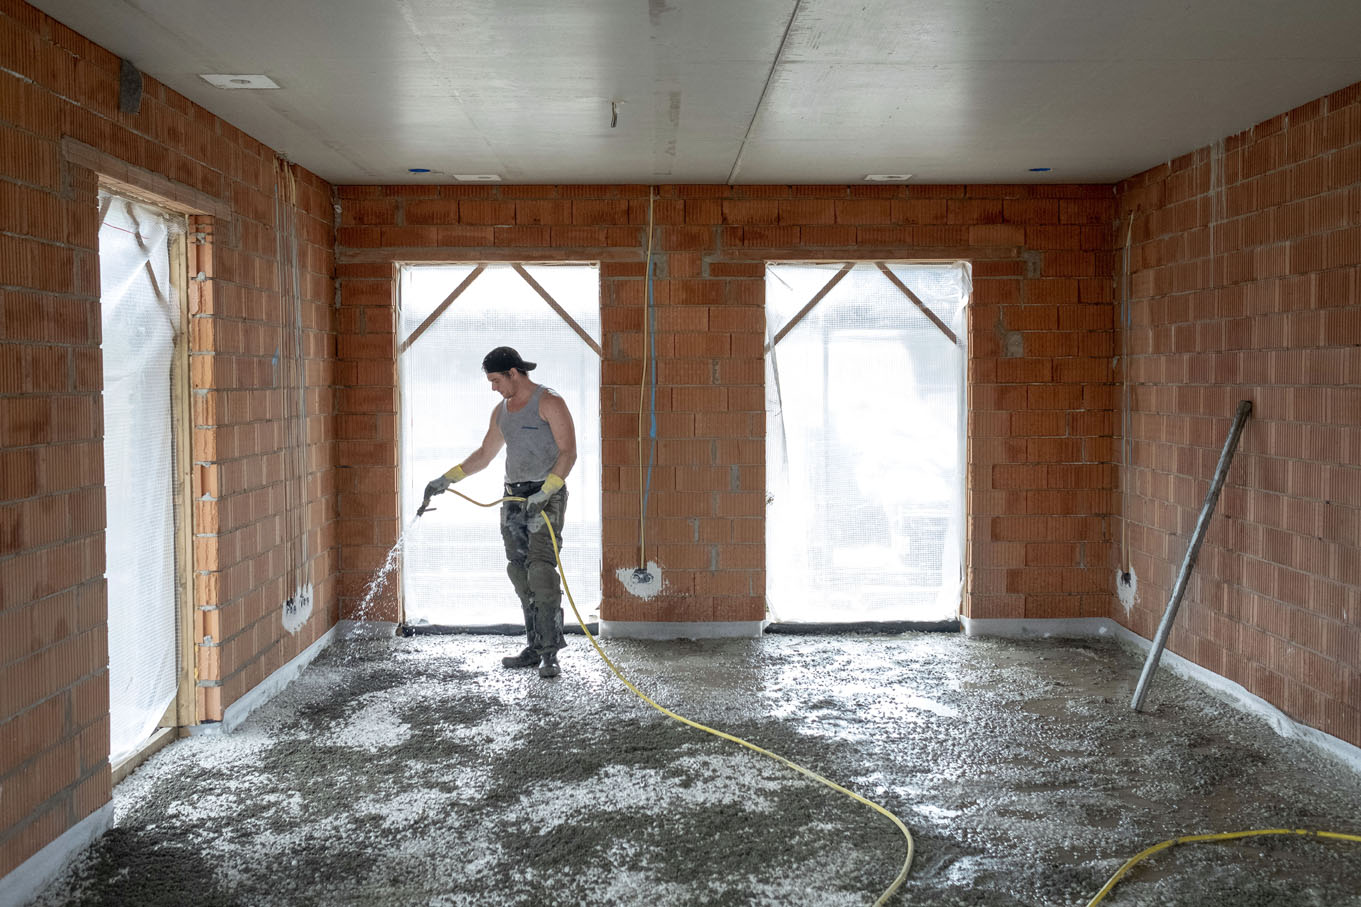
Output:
[766, 262, 854, 352]
[399, 265, 486, 354]
[511, 264, 603, 358]
[876, 263, 958, 345]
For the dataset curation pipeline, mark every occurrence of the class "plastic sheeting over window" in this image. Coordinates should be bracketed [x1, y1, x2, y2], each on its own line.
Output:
[766, 262, 970, 623]
[399, 264, 602, 627]
[98, 191, 185, 764]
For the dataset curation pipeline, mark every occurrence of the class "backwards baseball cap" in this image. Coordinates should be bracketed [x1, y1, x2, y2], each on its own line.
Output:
[482, 346, 537, 373]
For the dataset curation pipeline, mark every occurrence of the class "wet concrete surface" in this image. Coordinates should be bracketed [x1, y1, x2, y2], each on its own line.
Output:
[31, 632, 1361, 906]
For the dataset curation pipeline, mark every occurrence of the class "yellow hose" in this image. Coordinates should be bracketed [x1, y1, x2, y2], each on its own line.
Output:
[431, 492, 1360, 907]
[1086, 827, 1361, 906]
[442, 487, 915, 906]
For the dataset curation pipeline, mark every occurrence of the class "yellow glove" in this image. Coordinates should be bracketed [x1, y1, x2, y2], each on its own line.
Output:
[525, 473, 564, 517]
[425, 464, 466, 499]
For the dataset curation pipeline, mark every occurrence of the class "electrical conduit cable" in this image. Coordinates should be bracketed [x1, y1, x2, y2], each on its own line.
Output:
[1119, 214, 1133, 578]
[1085, 827, 1361, 906]
[637, 187, 659, 574]
[438, 486, 916, 906]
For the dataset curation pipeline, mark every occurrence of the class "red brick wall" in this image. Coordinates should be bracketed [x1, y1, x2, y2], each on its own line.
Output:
[1116, 81, 1361, 747]
[333, 184, 1117, 625]
[0, 0, 336, 877]
[187, 161, 338, 720]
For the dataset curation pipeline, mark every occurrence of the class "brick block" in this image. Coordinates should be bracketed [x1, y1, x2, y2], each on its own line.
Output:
[671, 280, 723, 307]
[654, 307, 709, 332]
[969, 224, 1025, 246]
[801, 225, 857, 245]
[515, 200, 572, 225]
[855, 226, 912, 245]
[891, 199, 949, 224]
[544, 225, 604, 247]
[404, 199, 460, 225]
[658, 226, 714, 250]
[947, 199, 1003, 224]
[459, 200, 515, 225]
[669, 252, 703, 278]
[835, 199, 891, 224]
[1059, 198, 1113, 224]
[777, 199, 836, 225]
[1004, 199, 1060, 224]
[493, 225, 550, 246]
[435, 225, 495, 246]
[379, 225, 437, 246]
[340, 199, 398, 226]
[737, 225, 800, 247]
[671, 386, 725, 412]
[573, 199, 629, 225]
[708, 261, 766, 278]
[722, 200, 779, 225]
[683, 199, 721, 225]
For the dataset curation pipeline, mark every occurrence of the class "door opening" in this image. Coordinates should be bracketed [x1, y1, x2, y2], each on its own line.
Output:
[765, 261, 970, 623]
[97, 190, 192, 769]
[398, 263, 602, 627]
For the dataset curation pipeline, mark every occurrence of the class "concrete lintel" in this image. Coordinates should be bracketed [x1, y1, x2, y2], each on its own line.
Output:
[190, 624, 340, 736]
[0, 803, 113, 907]
[599, 620, 766, 640]
[963, 616, 1361, 774]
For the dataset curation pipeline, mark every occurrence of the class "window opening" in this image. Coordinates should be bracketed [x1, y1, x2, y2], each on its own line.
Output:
[98, 190, 188, 764]
[765, 261, 970, 623]
[398, 263, 602, 627]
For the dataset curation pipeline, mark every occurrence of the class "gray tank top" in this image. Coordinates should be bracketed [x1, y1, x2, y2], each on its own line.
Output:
[498, 385, 561, 483]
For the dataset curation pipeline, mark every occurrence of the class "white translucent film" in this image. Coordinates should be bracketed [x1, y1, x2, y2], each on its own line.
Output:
[766, 262, 970, 623]
[99, 192, 183, 764]
[399, 265, 602, 626]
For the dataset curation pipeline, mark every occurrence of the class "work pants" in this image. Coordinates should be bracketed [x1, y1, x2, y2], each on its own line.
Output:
[500, 486, 568, 657]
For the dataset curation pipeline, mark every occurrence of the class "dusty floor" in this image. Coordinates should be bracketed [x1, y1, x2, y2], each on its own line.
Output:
[32, 632, 1361, 907]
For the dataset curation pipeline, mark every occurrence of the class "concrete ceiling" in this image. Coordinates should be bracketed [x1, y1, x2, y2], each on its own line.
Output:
[26, 0, 1361, 185]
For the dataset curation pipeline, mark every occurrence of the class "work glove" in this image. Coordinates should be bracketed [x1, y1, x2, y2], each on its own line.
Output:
[424, 464, 466, 501]
[525, 474, 564, 532]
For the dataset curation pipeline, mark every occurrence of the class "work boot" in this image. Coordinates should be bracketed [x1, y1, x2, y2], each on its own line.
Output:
[501, 647, 538, 669]
[538, 652, 560, 678]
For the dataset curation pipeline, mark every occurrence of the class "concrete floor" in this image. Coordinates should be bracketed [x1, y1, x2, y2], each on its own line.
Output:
[31, 632, 1361, 907]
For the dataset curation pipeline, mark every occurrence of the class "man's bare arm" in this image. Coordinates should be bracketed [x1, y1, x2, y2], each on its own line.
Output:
[540, 391, 577, 480]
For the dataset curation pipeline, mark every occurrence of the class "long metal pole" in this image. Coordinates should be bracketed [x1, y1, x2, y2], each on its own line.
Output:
[1130, 399, 1253, 710]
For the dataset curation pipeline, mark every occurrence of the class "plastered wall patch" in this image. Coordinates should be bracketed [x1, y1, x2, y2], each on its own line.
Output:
[283, 582, 314, 634]
[1115, 568, 1138, 615]
[616, 563, 663, 600]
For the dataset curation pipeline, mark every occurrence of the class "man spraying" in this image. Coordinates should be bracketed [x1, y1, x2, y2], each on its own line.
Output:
[424, 347, 577, 678]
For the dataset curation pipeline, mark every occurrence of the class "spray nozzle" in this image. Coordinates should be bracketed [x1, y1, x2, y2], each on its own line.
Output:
[416, 498, 436, 517]
[632, 566, 654, 584]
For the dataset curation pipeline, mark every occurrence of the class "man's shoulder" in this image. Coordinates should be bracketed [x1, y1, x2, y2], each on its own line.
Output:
[538, 387, 570, 414]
